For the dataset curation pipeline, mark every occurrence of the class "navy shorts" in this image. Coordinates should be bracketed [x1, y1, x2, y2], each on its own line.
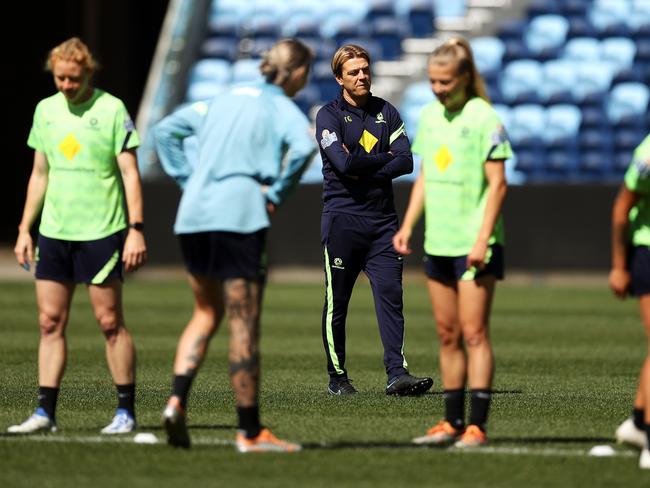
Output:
[629, 246, 650, 297]
[35, 231, 125, 284]
[425, 244, 504, 283]
[179, 230, 267, 281]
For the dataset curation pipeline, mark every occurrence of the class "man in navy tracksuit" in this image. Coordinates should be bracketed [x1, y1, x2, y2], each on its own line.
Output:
[316, 44, 433, 396]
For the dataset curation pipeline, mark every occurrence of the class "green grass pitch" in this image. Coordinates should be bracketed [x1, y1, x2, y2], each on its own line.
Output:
[1, 277, 648, 487]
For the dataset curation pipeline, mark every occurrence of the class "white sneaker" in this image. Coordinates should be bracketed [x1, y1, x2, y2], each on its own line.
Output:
[640, 448, 650, 469]
[101, 409, 136, 434]
[615, 418, 647, 450]
[8, 410, 56, 434]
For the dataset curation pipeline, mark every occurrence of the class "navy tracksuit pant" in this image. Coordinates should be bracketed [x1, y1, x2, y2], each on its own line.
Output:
[321, 211, 409, 380]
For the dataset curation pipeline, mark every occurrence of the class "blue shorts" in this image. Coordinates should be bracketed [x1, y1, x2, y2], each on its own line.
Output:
[179, 230, 267, 281]
[629, 245, 650, 297]
[35, 231, 125, 284]
[424, 244, 505, 283]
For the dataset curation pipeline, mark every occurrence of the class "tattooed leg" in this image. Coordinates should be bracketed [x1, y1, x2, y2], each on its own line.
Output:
[226, 278, 262, 407]
[172, 274, 225, 376]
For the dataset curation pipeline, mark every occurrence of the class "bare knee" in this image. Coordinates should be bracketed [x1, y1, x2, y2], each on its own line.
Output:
[463, 328, 489, 348]
[96, 311, 123, 343]
[436, 319, 461, 348]
[39, 311, 66, 338]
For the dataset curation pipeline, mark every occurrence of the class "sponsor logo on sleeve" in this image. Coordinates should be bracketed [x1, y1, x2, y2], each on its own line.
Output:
[124, 117, 135, 132]
[490, 124, 507, 145]
[375, 112, 386, 124]
[321, 129, 338, 149]
[634, 157, 650, 177]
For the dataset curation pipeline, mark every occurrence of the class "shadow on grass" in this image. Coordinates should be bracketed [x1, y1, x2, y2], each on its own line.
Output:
[302, 436, 613, 450]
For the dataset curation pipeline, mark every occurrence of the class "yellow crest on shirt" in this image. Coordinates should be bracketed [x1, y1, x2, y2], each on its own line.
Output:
[434, 145, 453, 172]
[59, 133, 81, 161]
[359, 130, 378, 153]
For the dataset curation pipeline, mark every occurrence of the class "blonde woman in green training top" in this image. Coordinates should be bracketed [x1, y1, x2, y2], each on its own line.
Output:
[8, 38, 146, 435]
[393, 37, 512, 448]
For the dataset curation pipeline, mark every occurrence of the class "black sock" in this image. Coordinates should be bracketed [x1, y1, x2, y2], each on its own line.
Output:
[469, 389, 492, 432]
[634, 408, 645, 430]
[172, 375, 195, 409]
[443, 389, 465, 430]
[116, 384, 135, 418]
[237, 405, 261, 439]
[645, 424, 650, 450]
[38, 386, 59, 421]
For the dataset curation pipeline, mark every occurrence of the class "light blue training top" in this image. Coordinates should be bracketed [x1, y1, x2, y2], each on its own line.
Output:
[154, 82, 316, 234]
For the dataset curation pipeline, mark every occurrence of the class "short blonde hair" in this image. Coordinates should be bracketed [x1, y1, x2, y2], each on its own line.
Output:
[331, 44, 370, 77]
[46, 37, 98, 75]
[429, 37, 489, 102]
[260, 38, 314, 85]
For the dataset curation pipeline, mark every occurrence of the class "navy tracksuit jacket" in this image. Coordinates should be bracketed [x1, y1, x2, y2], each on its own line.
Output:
[316, 91, 413, 380]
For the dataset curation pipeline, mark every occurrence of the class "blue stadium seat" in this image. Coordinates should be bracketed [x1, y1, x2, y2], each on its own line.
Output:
[404, 0, 435, 37]
[188, 59, 232, 85]
[312, 60, 340, 102]
[402, 81, 435, 108]
[471, 37, 505, 81]
[541, 60, 577, 105]
[243, 17, 282, 39]
[614, 150, 635, 173]
[500, 60, 543, 104]
[370, 17, 410, 60]
[498, 19, 527, 41]
[502, 39, 531, 64]
[589, 0, 632, 37]
[581, 106, 609, 129]
[567, 17, 598, 38]
[492, 103, 511, 127]
[282, 15, 320, 37]
[572, 61, 616, 105]
[206, 17, 240, 39]
[524, 15, 569, 60]
[293, 84, 321, 116]
[527, 0, 561, 17]
[508, 104, 546, 175]
[434, 0, 466, 18]
[600, 37, 637, 75]
[562, 0, 590, 18]
[366, 0, 395, 22]
[563, 37, 601, 63]
[544, 104, 582, 173]
[615, 127, 647, 151]
[231, 59, 263, 84]
[607, 82, 650, 126]
[200, 38, 239, 62]
[185, 82, 228, 103]
[299, 37, 336, 62]
[579, 128, 615, 174]
[630, 0, 650, 33]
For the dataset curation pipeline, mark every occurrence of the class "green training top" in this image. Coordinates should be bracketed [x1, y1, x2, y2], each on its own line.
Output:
[624, 134, 650, 247]
[27, 89, 139, 241]
[412, 97, 513, 256]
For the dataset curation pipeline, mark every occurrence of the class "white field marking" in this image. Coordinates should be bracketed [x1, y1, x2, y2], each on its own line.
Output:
[0, 435, 639, 458]
[0, 435, 232, 446]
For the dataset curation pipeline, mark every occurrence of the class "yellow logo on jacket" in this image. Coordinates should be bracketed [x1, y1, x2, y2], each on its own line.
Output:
[434, 145, 453, 172]
[59, 133, 81, 161]
[359, 130, 378, 153]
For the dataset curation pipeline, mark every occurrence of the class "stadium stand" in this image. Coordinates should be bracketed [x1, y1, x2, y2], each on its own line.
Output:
[157, 0, 650, 184]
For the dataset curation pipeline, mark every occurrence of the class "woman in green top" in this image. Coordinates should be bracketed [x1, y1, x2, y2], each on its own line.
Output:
[393, 37, 511, 447]
[610, 135, 650, 469]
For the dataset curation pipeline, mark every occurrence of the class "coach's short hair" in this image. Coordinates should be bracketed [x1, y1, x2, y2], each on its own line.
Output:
[331, 44, 370, 78]
[46, 37, 98, 75]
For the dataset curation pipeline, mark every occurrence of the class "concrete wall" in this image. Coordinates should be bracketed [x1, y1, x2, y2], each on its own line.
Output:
[144, 181, 620, 272]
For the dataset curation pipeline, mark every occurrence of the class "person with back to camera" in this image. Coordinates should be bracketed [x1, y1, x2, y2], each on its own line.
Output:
[610, 134, 650, 469]
[8, 37, 147, 435]
[316, 44, 433, 397]
[393, 37, 512, 447]
[154, 39, 316, 452]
